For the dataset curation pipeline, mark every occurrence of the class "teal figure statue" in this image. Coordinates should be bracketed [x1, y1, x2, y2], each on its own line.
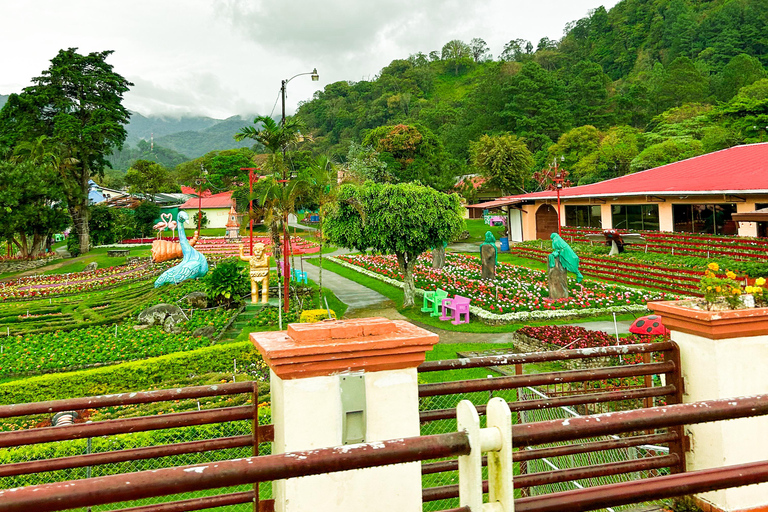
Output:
[549, 233, 583, 279]
[480, 231, 497, 280]
[154, 211, 209, 287]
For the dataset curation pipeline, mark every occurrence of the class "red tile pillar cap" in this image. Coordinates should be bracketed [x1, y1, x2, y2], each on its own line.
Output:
[250, 317, 439, 379]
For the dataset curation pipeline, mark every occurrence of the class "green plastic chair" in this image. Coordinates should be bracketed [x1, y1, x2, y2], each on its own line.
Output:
[421, 288, 449, 317]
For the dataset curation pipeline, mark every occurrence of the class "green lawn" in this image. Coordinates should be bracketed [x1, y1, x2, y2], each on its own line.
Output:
[464, 218, 506, 243]
[43, 246, 153, 275]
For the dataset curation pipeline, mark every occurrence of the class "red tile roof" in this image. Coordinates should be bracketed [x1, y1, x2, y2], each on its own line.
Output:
[178, 191, 233, 209]
[474, 143, 768, 207]
[180, 186, 213, 197]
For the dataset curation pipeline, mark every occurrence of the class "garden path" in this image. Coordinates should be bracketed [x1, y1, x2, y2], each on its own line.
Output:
[300, 248, 398, 316]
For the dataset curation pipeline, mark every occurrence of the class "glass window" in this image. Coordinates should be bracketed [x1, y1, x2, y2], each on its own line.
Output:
[612, 204, 659, 231]
[672, 204, 736, 235]
[565, 205, 601, 228]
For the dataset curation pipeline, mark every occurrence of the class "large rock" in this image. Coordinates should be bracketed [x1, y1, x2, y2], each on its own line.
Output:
[185, 292, 208, 309]
[192, 325, 216, 338]
[163, 313, 185, 334]
[548, 258, 569, 299]
[137, 304, 185, 327]
[83, 262, 98, 273]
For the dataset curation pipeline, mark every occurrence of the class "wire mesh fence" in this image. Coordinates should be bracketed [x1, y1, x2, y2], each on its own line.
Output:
[0, 385, 273, 512]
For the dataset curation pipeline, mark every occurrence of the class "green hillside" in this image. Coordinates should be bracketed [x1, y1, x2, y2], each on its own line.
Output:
[152, 116, 256, 158]
[294, 0, 768, 189]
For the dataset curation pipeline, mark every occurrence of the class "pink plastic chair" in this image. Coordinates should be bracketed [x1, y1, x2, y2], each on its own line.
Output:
[440, 295, 471, 325]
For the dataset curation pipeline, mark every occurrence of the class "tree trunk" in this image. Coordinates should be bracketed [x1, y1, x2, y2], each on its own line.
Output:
[397, 253, 417, 308]
[69, 203, 90, 254]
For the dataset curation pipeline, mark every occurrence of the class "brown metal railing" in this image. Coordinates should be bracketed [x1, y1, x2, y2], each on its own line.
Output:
[3, 396, 768, 512]
[417, 341, 684, 502]
[0, 380, 272, 512]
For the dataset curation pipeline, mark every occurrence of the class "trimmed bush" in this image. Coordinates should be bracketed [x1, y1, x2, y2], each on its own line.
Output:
[0, 342, 259, 405]
[299, 309, 337, 323]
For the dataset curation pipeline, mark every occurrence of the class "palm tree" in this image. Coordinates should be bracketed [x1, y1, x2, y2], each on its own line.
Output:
[237, 115, 304, 311]
[300, 156, 339, 301]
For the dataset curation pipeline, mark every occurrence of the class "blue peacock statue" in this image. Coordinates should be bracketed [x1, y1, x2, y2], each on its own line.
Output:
[154, 211, 209, 287]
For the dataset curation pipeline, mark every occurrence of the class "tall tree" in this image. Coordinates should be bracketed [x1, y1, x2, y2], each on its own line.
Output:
[125, 160, 172, 200]
[469, 133, 534, 195]
[0, 48, 132, 253]
[469, 38, 491, 63]
[441, 39, 473, 75]
[324, 182, 464, 307]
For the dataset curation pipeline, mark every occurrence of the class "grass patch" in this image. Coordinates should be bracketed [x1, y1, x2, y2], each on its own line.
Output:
[39, 246, 153, 275]
[463, 218, 507, 243]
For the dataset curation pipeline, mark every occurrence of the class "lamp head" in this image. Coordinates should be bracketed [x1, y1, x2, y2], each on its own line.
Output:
[311, 68, 319, 81]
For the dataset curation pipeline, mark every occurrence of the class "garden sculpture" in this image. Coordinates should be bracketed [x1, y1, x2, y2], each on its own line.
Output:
[154, 211, 209, 287]
[548, 233, 583, 299]
[432, 241, 448, 269]
[480, 231, 497, 280]
[151, 231, 199, 263]
[239, 242, 270, 304]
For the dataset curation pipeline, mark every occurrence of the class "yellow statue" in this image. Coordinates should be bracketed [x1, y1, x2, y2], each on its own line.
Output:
[239, 243, 270, 304]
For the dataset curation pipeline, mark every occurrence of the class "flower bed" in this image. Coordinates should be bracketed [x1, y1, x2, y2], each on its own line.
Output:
[0, 308, 236, 378]
[120, 236, 321, 256]
[0, 261, 173, 301]
[509, 246, 704, 295]
[335, 253, 673, 322]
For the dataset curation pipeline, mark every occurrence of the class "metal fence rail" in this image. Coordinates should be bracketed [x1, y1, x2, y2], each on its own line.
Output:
[0, 381, 271, 512]
[416, 341, 682, 510]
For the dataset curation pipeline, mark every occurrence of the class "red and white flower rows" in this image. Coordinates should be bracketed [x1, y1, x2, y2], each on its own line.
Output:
[334, 253, 673, 322]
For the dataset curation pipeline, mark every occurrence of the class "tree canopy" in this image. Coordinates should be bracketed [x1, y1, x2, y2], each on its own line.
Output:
[323, 182, 464, 307]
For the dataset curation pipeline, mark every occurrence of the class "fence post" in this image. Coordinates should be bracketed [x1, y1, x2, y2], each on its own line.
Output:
[457, 398, 513, 512]
[251, 317, 438, 512]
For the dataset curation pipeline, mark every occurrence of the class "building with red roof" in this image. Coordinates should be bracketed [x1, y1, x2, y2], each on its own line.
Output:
[469, 143, 768, 242]
[178, 191, 235, 229]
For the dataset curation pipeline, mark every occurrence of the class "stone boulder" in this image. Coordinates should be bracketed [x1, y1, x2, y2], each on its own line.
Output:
[83, 262, 98, 273]
[185, 292, 208, 309]
[137, 304, 185, 331]
[192, 325, 216, 338]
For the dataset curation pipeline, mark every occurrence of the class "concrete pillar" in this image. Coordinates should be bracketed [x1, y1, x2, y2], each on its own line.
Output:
[658, 202, 674, 232]
[600, 203, 613, 229]
[737, 201, 759, 238]
[648, 302, 768, 512]
[251, 317, 438, 512]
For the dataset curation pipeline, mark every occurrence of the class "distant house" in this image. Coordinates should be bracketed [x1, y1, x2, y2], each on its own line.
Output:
[88, 180, 129, 205]
[469, 143, 768, 241]
[455, 175, 501, 219]
[177, 191, 235, 229]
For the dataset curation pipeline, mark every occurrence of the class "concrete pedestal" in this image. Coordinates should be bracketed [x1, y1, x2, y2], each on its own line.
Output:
[650, 302, 768, 512]
[251, 317, 438, 512]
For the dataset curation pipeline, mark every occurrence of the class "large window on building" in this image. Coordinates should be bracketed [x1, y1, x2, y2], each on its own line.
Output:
[565, 205, 602, 228]
[611, 204, 660, 231]
[672, 204, 737, 235]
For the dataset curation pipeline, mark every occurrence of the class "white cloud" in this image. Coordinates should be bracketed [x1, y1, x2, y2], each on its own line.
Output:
[1, 0, 620, 118]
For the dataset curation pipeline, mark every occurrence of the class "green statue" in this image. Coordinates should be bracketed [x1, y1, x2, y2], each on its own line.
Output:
[480, 231, 497, 263]
[480, 231, 497, 280]
[549, 233, 583, 282]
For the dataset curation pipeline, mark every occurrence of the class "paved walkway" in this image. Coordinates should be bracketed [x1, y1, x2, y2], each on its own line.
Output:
[299, 248, 399, 316]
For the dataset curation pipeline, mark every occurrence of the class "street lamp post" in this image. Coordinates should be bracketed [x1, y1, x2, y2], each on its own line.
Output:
[194, 165, 208, 237]
[241, 167, 261, 256]
[278, 68, 319, 313]
[550, 158, 567, 237]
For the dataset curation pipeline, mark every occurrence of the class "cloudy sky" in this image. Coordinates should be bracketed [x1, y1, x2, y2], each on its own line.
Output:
[1, 0, 619, 120]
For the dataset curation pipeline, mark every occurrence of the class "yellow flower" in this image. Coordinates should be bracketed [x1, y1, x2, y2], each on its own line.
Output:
[704, 270, 714, 278]
[726, 271, 737, 280]
[715, 286, 722, 293]
[732, 288, 742, 295]
[745, 286, 755, 294]
[756, 277, 766, 286]
[708, 262, 720, 272]
[707, 286, 713, 291]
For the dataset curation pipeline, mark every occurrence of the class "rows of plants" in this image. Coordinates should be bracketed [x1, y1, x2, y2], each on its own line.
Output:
[0, 283, 163, 336]
[0, 261, 174, 301]
[337, 253, 673, 317]
[193, 237, 321, 256]
[508, 246, 703, 295]
[561, 227, 768, 261]
[0, 307, 237, 378]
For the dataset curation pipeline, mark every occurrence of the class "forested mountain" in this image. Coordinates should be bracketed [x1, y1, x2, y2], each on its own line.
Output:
[295, 0, 768, 190]
[124, 112, 220, 146]
[152, 116, 255, 159]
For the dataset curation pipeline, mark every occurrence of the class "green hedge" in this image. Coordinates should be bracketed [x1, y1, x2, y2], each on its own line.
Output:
[0, 341, 260, 405]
